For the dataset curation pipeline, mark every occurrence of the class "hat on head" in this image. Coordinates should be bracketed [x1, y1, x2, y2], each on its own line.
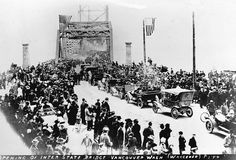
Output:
[148, 122, 152, 126]
[134, 119, 138, 123]
[148, 135, 154, 140]
[125, 118, 132, 123]
[27, 129, 32, 134]
[102, 126, 109, 132]
[179, 131, 183, 135]
[119, 122, 124, 126]
[160, 137, 166, 143]
[32, 139, 39, 144]
[128, 132, 134, 137]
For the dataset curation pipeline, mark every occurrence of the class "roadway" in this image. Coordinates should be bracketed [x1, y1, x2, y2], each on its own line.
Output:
[74, 81, 226, 154]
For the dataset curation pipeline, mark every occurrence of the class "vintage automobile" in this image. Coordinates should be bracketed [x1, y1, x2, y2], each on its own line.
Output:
[83, 66, 98, 82]
[125, 86, 161, 108]
[97, 73, 113, 91]
[92, 68, 104, 86]
[109, 78, 129, 99]
[152, 87, 195, 119]
[201, 109, 236, 135]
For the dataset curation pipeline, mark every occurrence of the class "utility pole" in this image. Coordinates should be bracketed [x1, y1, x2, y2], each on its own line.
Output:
[192, 12, 196, 89]
[143, 19, 147, 75]
[105, 5, 109, 21]
[79, 5, 82, 21]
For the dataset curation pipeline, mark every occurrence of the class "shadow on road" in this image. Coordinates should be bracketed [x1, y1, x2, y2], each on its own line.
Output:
[211, 131, 227, 139]
[160, 112, 188, 119]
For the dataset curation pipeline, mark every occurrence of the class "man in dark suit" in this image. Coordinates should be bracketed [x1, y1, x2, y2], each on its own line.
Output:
[132, 119, 142, 149]
[117, 122, 124, 155]
[101, 97, 110, 113]
[80, 98, 87, 125]
[189, 134, 198, 155]
[142, 122, 154, 149]
[178, 131, 186, 155]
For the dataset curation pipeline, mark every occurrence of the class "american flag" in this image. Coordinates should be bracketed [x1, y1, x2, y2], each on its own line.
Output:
[59, 15, 72, 32]
[145, 18, 156, 36]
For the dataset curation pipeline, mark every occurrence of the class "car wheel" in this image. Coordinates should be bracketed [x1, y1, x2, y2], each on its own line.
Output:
[137, 99, 144, 108]
[125, 95, 130, 103]
[186, 107, 193, 117]
[206, 120, 214, 133]
[171, 107, 179, 119]
[200, 112, 210, 122]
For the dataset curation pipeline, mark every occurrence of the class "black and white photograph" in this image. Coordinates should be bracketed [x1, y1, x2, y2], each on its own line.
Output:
[0, 0, 236, 158]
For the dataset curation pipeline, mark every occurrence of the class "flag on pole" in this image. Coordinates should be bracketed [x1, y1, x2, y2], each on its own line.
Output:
[59, 15, 72, 32]
[144, 18, 156, 36]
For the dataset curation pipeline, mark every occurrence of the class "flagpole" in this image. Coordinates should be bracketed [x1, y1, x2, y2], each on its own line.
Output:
[143, 19, 147, 75]
[192, 12, 196, 89]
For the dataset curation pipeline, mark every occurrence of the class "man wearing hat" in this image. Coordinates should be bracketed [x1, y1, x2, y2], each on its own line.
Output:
[67, 95, 79, 125]
[30, 139, 40, 155]
[81, 134, 93, 155]
[52, 119, 60, 139]
[178, 131, 186, 155]
[85, 105, 94, 131]
[142, 122, 154, 149]
[206, 100, 216, 116]
[101, 97, 110, 113]
[99, 126, 113, 154]
[223, 130, 236, 154]
[132, 119, 142, 149]
[126, 132, 138, 155]
[188, 134, 198, 155]
[80, 98, 87, 125]
[117, 122, 124, 155]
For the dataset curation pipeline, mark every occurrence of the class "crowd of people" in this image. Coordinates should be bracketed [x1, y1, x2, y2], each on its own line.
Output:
[0, 57, 235, 155]
[1, 60, 79, 155]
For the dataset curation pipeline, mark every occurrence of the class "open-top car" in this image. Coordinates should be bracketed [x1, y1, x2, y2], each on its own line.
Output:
[201, 108, 236, 136]
[152, 87, 195, 119]
[109, 78, 128, 99]
[125, 86, 161, 108]
[97, 73, 113, 91]
[92, 67, 104, 86]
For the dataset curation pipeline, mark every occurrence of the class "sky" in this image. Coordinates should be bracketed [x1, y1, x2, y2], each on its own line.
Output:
[0, 0, 236, 73]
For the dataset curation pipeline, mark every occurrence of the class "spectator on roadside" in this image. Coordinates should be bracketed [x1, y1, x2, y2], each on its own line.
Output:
[159, 124, 165, 144]
[99, 126, 113, 155]
[206, 100, 216, 116]
[188, 134, 198, 155]
[178, 131, 186, 155]
[117, 122, 124, 155]
[163, 123, 172, 148]
[81, 134, 93, 155]
[132, 119, 142, 150]
[80, 98, 87, 125]
[30, 139, 40, 155]
[142, 122, 154, 149]
[101, 97, 110, 113]
[126, 132, 137, 155]
[223, 130, 236, 154]
[85, 105, 94, 131]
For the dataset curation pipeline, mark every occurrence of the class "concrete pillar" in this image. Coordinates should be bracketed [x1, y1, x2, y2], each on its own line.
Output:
[125, 42, 132, 65]
[22, 44, 30, 69]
